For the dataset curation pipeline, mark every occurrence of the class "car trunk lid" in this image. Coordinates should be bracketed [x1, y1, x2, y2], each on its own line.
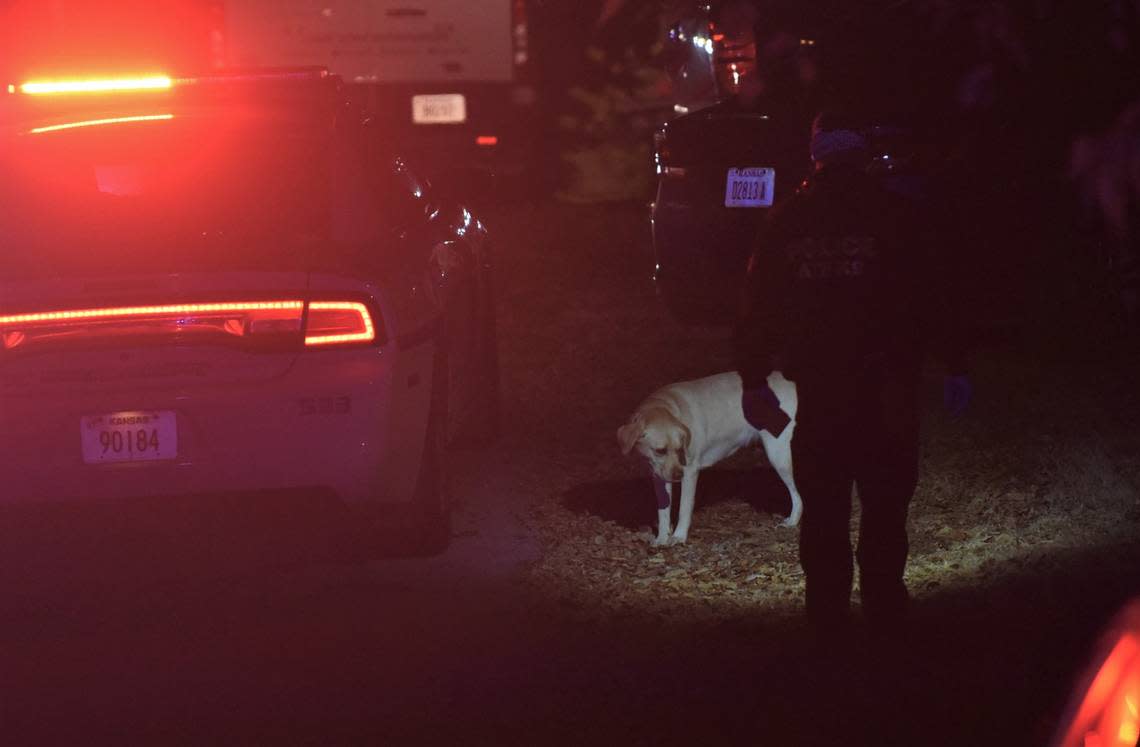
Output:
[0, 270, 315, 394]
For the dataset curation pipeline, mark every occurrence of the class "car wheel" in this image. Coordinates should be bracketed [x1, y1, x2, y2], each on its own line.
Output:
[411, 350, 452, 555]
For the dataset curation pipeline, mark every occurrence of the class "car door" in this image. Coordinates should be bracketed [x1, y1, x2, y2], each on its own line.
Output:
[367, 152, 489, 443]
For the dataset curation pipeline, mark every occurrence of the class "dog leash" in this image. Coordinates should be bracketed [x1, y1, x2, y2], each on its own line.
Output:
[650, 473, 675, 510]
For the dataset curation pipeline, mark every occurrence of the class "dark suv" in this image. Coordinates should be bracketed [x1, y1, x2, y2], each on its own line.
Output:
[651, 1, 822, 323]
[651, 97, 813, 323]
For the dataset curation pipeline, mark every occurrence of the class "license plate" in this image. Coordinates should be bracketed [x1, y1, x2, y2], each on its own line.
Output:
[412, 94, 467, 124]
[80, 411, 178, 464]
[725, 167, 775, 208]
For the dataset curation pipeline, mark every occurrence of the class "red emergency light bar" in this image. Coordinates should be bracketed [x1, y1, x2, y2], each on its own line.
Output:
[13, 75, 173, 95]
[8, 68, 329, 97]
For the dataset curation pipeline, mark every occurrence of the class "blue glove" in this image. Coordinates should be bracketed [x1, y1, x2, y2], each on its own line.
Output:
[943, 375, 972, 417]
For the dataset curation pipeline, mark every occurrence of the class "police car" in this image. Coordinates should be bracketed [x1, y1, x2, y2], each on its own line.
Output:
[0, 70, 499, 552]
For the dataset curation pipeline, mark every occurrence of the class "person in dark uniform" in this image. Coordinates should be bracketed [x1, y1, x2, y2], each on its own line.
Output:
[735, 111, 971, 633]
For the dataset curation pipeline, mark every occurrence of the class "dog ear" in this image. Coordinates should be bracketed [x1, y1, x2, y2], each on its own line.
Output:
[617, 418, 644, 455]
[677, 422, 692, 466]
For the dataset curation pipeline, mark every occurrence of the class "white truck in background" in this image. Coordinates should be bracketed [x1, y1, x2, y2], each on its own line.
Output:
[221, 0, 538, 188]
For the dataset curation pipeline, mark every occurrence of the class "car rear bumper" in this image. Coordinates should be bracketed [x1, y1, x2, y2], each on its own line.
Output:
[0, 346, 435, 507]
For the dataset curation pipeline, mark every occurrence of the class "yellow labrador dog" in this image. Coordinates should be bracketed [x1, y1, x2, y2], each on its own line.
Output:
[617, 371, 802, 546]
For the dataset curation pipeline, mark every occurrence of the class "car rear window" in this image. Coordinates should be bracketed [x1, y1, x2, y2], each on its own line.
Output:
[0, 113, 379, 277]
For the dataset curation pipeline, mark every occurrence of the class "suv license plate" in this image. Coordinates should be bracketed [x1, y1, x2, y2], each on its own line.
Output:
[725, 167, 775, 208]
[412, 94, 467, 124]
[80, 411, 178, 464]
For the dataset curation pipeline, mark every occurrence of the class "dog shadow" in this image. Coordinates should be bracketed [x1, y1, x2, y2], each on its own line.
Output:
[562, 468, 794, 530]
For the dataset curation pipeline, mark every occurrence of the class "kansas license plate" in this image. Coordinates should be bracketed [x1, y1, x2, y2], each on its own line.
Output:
[80, 411, 178, 464]
[725, 167, 775, 208]
[412, 94, 467, 124]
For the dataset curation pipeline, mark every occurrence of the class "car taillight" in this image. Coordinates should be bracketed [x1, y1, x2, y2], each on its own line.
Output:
[303, 302, 376, 347]
[0, 301, 303, 353]
[0, 299, 379, 353]
[12, 75, 173, 95]
[709, 20, 757, 96]
[1055, 601, 1140, 747]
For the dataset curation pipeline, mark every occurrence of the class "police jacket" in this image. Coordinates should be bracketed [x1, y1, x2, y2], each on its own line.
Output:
[735, 163, 967, 390]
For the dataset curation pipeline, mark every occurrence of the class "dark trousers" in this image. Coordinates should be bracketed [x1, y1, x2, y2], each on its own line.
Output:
[791, 365, 921, 625]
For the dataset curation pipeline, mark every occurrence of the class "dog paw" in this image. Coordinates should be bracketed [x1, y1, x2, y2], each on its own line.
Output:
[650, 534, 671, 547]
[667, 534, 688, 546]
[779, 515, 800, 528]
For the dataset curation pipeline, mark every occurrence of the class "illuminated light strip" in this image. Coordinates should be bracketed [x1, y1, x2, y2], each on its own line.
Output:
[18, 75, 173, 95]
[28, 113, 174, 134]
[0, 301, 305, 327]
[304, 302, 376, 346]
[476, 135, 499, 146]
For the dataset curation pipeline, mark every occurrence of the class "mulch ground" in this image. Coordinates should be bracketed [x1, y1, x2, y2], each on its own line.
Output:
[479, 200, 1140, 743]
[485, 201, 1139, 621]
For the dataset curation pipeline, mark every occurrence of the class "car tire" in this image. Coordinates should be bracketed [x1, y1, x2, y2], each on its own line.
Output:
[411, 350, 452, 555]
